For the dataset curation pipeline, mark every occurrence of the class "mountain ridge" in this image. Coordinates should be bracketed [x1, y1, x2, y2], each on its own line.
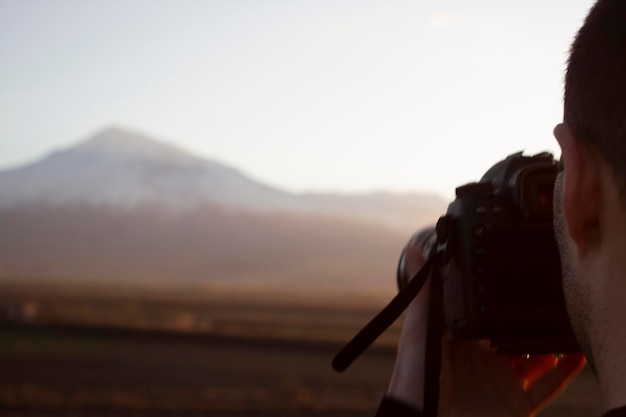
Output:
[0, 126, 294, 212]
[0, 126, 447, 232]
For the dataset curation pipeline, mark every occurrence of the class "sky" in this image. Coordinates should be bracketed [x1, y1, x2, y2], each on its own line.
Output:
[0, 0, 596, 199]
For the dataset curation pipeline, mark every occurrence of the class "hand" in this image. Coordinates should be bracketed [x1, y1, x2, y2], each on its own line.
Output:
[386, 234, 586, 417]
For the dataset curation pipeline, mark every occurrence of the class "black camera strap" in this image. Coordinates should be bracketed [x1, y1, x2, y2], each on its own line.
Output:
[424, 254, 443, 416]
[332, 252, 444, 417]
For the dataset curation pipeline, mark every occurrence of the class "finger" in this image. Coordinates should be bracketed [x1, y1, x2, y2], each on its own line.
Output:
[401, 277, 431, 342]
[511, 354, 559, 388]
[387, 277, 432, 409]
[398, 234, 427, 289]
[526, 354, 586, 409]
[403, 243, 426, 278]
[524, 355, 559, 387]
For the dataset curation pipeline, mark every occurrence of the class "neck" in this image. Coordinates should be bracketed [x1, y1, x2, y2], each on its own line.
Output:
[596, 333, 626, 412]
[591, 254, 626, 412]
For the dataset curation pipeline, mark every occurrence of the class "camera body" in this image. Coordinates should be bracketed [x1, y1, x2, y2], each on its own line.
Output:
[435, 152, 578, 353]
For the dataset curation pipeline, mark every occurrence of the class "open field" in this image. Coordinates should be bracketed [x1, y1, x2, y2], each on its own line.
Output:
[0, 283, 603, 417]
[0, 324, 395, 416]
[0, 281, 402, 346]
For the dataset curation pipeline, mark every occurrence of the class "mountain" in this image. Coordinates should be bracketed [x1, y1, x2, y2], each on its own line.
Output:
[0, 127, 447, 232]
[0, 127, 448, 295]
[0, 127, 295, 212]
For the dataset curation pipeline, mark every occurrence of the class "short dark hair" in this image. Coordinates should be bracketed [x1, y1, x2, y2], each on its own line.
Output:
[565, 0, 626, 199]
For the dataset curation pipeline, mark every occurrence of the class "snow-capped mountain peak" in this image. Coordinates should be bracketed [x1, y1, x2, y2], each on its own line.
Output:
[0, 126, 446, 232]
[74, 127, 196, 162]
[0, 127, 289, 211]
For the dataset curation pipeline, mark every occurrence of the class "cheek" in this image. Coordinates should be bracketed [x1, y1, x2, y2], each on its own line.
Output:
[553, 175, 568, 254]
[553, 175, 578, 281]
[552, 173, 575, 268]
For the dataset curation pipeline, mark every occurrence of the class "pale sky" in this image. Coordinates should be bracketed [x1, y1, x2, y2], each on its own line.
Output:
[0, 0, 595, 199]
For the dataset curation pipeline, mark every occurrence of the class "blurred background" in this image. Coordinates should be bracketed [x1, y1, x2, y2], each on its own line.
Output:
[0, 0, 601, 416]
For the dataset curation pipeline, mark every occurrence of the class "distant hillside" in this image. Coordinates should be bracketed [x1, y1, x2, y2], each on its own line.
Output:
[0, 205, 406, 296]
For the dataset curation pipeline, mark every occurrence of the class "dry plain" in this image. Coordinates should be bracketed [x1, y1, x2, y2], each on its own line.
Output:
[0, 284, 602, 417]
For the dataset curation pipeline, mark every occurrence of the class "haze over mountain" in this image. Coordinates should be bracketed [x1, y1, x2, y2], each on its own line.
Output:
[0, 127, 447, 295]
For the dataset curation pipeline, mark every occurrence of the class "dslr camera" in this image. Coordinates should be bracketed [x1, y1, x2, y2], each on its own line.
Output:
[399, 152, 579, 353]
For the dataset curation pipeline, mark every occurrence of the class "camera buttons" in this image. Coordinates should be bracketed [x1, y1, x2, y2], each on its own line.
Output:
[473, 225, 486, 237]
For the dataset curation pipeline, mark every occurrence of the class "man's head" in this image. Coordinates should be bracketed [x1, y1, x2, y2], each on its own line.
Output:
[554, 0, 626, 400]
[565, 0, 626, 201]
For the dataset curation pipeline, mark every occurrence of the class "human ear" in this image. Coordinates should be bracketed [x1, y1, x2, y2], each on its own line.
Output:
[553, 124, 600, 258]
